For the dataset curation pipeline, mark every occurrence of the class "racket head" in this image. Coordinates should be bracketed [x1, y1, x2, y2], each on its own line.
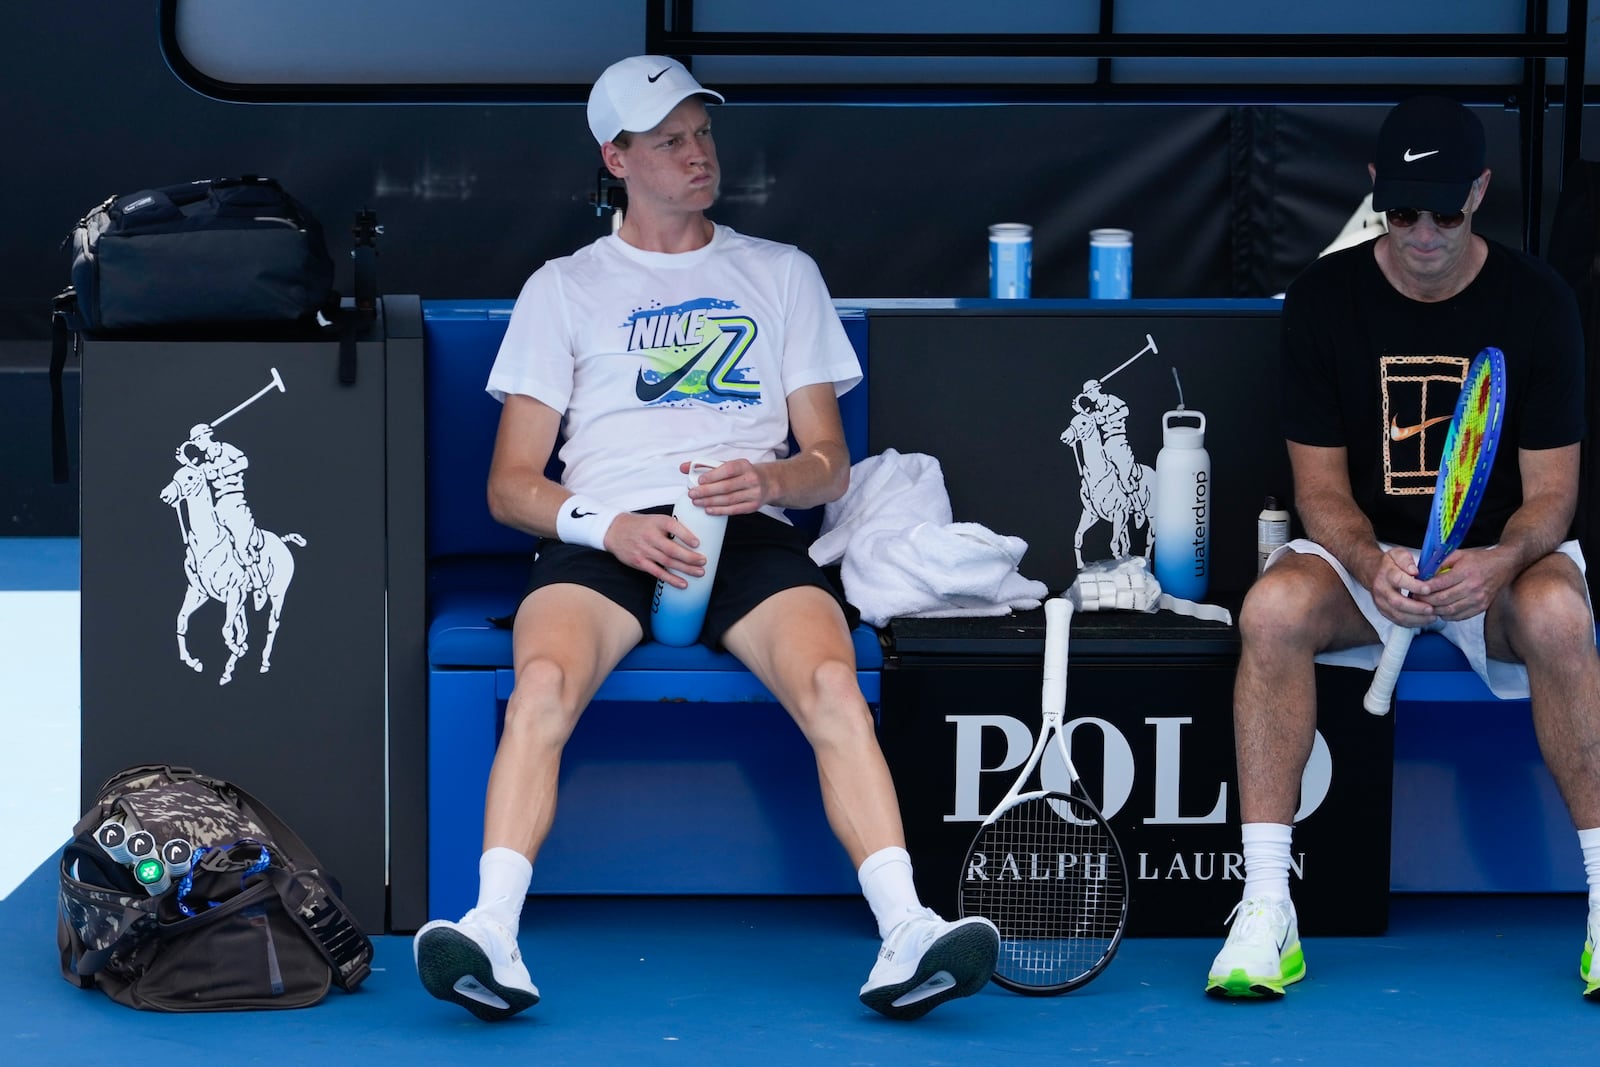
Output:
[1416, 346, 1507, 577]
[957, 790, 1130, 995]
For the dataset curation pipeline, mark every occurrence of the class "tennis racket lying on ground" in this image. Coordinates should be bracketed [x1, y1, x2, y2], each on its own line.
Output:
[957, 596, 1129, 994]
[1363, 345, 1507, 715]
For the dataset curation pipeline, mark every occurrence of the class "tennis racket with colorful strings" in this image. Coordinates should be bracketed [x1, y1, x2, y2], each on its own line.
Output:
[1363, 346, 1507, 714]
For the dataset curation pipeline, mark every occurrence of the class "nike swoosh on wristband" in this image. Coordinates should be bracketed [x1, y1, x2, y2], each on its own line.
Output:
[570, 507, 595, 519]
[647, 67, 671, 83]
[1402, 148, 1441, 162]
[1390, 414, 1453, 441]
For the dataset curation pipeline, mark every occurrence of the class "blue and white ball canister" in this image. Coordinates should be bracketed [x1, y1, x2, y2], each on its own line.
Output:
[988, 223, 1033, 299]
[1089, 228, 1133, 299]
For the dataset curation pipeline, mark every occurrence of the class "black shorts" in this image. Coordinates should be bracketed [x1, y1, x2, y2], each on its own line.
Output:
[519, 508, 857, 651]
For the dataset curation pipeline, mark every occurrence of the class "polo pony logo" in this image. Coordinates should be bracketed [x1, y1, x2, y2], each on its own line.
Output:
[157, 368, 305, 685]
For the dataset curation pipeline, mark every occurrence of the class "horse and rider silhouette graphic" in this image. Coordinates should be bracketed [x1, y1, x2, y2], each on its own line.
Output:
[1059, 334, 1159, 569]
[157, 368, 304, 685]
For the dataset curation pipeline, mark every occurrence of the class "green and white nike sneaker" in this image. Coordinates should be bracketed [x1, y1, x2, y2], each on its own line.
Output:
[1581, 904, 1600, 1000]
[1205, 897, 1306, 998]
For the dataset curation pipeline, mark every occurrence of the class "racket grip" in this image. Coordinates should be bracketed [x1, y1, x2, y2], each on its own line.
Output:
[1042, 597, 1073, 710]
[1363, 625, 1416, 715]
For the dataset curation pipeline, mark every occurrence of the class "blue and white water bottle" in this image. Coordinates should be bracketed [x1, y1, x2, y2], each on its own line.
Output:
[650, 459, 728, 646]
[1153, 409, 1211, 601]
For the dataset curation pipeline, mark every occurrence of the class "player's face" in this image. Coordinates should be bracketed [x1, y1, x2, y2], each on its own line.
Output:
[1382, 173, 1487, 288]
[611, 98, 720, 217]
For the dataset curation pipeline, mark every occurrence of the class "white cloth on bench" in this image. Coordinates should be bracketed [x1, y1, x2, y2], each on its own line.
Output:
[809, 448, 1048, 627]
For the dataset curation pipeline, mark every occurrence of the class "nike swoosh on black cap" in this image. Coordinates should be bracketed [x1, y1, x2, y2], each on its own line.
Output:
[1371, 95, 1485, 214]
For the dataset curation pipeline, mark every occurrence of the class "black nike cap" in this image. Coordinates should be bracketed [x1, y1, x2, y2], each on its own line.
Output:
[1371, 95, 1486, 214]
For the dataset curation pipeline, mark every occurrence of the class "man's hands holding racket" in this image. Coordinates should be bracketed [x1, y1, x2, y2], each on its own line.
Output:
[1372, 545, 1509, 626]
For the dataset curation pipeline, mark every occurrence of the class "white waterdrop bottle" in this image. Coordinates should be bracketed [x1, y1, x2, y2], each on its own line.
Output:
[1153, 409, 1211, 602]
[650, 459, 728, 646]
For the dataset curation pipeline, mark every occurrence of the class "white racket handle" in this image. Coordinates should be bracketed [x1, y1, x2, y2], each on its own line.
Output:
[1042, 597, 1073, 716]
[1363, 625, 1416, 715]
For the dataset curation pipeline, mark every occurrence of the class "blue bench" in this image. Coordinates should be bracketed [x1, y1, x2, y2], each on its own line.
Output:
[423, 300, 880, 920]
[1390, 624, 1598, 894]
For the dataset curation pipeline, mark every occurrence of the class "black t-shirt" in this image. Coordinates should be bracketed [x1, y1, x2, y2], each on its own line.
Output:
[1280, 237, 1586, 547]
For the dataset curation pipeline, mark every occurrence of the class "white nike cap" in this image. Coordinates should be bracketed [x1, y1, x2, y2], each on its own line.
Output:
[587, 55, 725, 146]
[1371, 95, 1486, 214]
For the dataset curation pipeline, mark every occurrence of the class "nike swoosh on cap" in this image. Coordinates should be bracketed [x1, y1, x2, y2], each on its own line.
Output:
[647, 67, 671, 83]
[1402, 148, 1441, 162]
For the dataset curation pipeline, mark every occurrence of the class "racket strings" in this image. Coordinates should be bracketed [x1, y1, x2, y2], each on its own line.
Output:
[1429, 352, 1505, 562]
[961, 794, 1128, 988]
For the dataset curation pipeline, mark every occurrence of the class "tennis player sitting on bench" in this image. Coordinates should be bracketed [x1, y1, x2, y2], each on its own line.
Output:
[1207, 94, 1600, 999]
[412, 55, 999, 1022]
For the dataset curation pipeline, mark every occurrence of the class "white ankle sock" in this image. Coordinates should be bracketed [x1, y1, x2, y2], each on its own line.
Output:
[1578, 827, 1600, 911]
[476, 846, 532, 929]
[858, 846, 927, 939]
[1240, 822, 1294, 903]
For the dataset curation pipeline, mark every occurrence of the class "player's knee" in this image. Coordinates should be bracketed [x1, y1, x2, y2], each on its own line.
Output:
[811, 657, 860, 705]
[1238, 566, 1320, 648]
[796, 658, 871, 737]
[503, 658, 582, 740]
[1506, 572, 1594, 660]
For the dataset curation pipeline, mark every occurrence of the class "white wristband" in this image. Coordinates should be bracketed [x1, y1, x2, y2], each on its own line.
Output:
[555, 494, 621, 552]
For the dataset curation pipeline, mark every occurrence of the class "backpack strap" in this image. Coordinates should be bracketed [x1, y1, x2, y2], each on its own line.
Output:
[208, 775, 329, 874]
[57, 918, 94, 989]
[318, 209, 382, 386]
[49, 289, 82, 485]
[61, 900, 153, 983]
[267, 868, 373, 991]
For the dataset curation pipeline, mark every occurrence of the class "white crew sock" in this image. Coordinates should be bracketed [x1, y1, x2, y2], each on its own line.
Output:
[1240, 822, 1294, 903]
[1578, 827, 1600, 912]
[858, 846, 928, 939]
[475, 846, 533, 929]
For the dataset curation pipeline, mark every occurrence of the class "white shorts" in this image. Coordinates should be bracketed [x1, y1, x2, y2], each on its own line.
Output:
[1266, 538, 1592, 701]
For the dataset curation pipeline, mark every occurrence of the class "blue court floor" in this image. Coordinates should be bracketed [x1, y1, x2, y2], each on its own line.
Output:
[1, 537, 1591, 1065]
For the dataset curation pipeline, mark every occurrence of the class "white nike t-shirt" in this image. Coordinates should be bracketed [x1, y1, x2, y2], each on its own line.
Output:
[487, 224, 862, 520]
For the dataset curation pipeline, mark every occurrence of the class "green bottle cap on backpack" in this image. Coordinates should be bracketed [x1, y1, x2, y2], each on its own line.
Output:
[134, 857, 169, 894]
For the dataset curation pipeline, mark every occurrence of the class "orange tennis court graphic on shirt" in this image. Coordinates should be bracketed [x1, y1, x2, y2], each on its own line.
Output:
[1379, 354, 1473, 495]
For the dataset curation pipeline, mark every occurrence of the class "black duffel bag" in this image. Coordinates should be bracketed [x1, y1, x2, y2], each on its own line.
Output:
[65, 174, 335, 332]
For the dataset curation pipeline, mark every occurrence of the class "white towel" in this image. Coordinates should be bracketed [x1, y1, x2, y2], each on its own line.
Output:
[811, 449, 1049, 627]
[809, 448, 951, 566]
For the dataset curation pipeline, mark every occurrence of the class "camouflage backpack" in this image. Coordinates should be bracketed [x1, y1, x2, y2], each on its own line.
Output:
[58, 764, 372, 1011]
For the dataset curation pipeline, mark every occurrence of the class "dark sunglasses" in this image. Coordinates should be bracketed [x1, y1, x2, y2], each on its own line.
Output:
[1385, 207, 1467, 230]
